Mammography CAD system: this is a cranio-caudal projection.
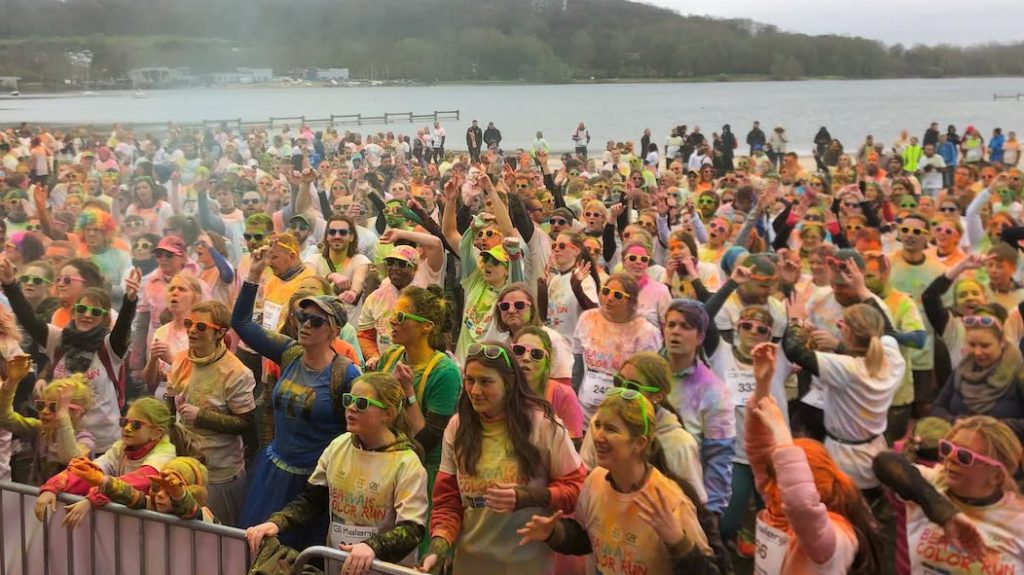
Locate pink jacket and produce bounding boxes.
[746,413,859,574]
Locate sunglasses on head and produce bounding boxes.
[613,374,659,393]
[498,300,530,312]
[938,438,1006,471]
[467,343,512,368]
[601,286,630,300]
[342,393,386,412]
[119,417,151,431]
[738,319,771,335]
[512,343,547,361]
[56,275,84,286]
[243,233,265,241]
[19,274,50,286]
[391,311,431,325]
[293,310,330,328]
[74,304,107,317]
[184,318,223,332]
[606,387,650,435]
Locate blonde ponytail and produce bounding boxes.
[864,336,885,379]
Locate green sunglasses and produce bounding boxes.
[466,343,512,369]
[391,311,431,325]
[613,374,659,394]
[342,393,387,412]
[74,304,108,318]
[606,387,650,435]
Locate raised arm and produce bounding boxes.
[0,258,50,346]
[110,268,141,358]
[231,259,294,365]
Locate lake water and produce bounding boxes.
[2,78,1023,153]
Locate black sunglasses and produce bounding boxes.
[293,310,329,328]
[243,233,265,241]
[550,218,568,226]
[327,228,351,237]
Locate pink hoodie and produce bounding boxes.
[746,412,859,574]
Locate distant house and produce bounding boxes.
[314,68,350,81]
[208,68,274,84]
[128,67,190,87]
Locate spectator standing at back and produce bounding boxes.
[572,121,590,159]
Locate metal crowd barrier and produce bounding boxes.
[0,480,251,575]
[292,546,420,575]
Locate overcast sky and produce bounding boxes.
[644,0,1024,46]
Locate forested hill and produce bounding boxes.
[1,0,1023,83]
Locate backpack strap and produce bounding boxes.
[329,353,353,417]
[97,345,126,409]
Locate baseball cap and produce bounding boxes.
[154,236,186,257]
[385,245,420,267]
[551,207,575,222]
[289,213,313,229]
[483,245,510,265]
[297,295,347,330]
[832,248,866,271]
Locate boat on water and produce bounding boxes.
[8,91,19,97]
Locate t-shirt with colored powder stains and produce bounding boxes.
[882,289,926,407]
[439,411,581,573]
[573,309,663,426]
[889,252,945,370]
[257,265,317,333]
[545,271,598,344]
[905,465,1024,575]
[307,433,428,559]
[575,466,711,575]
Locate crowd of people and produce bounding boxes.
[0,116,1020,575]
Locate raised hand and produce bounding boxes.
[124,267,143,302]
[749,396,794,447]
[6,354,31,386]
[572,261,592,284]
[0,255,15,284]
[731,265,752,285]
[751,342,777,399]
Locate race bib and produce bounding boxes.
[262,301,283,331]
[754,518,789,575]
[328,520,379,548]
[579,372,614,412]
[727,368,757,407]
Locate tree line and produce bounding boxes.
[0,0,1022,84]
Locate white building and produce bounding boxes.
[314,68,350,81]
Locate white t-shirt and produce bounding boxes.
[573,310,663,425]
[358,280,400,357]
[545,271,598,344]
[815,336,905,489]
[906,465,1024,575]
[45,325,122,453]
[308,433,428,561]
[305,252,372,328]
[715,294,788,338]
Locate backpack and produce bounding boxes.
[280,344,354,417]
[52,344,128,409]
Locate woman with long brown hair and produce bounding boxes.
[418,342,584,575]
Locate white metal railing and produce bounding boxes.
[292,546,421,575]
[0,480,250,575]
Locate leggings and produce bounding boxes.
[720,462,763,541]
